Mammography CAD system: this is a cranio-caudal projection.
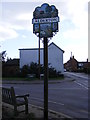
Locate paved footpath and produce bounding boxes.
[2,100,68,119]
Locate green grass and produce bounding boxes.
[49,76,64,80]
[2,76,64,81]
[2,77,39,81]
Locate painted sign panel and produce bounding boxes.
[33,23,58,35]
[32,3,59,38]
[40,24,53,38]
[33,3,58,19]
[52,23,58,32]
[33,24,39,33]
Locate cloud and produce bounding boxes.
[63,27,88,42]
[67,0,88,28]
[10,25,24,30]
[16,13,33,20]
[0,22,18,41]
[15,12,33,31]
[60,0,88,47]
[0,9,33,41]
[22,35,27,38]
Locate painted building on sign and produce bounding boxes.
[19,42,64,73]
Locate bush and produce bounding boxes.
[20,65,29,77]
[83,68,90,74]
[20,62,63,78]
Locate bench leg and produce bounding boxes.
[14,106,18,116]
[25,104,28,114]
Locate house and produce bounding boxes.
[64,56,78,72]
[64,57,90,73]
[78,59,90,73]
[78,62,86,70]
[19,42,64,73]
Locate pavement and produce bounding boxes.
[2,101,68,120]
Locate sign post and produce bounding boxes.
[32,3,59,119]
[44,37,48,120]
[38,36,40,79]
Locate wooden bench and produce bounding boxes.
[2,87,29,116]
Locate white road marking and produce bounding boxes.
[31,97,64,106]
[74,81,88,89]
[48,100,64,106]
[49,88,85,90]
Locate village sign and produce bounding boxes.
[32,3,59,38]
[32,3,59,120]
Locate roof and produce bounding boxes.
[19,42,64,53]
[19,48,43,50]
[48,42,64,53]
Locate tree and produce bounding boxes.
[1,51,7,62]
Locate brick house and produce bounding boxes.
[64,56,78,72]
[64,57,90,73]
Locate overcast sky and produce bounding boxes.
[0,0,89,63]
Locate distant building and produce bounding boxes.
[64,57,90,73]
[64,56,78,72]
[78,59,90,73]
[19,42,64,73]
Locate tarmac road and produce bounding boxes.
[2,72,89,119]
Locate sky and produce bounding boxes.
[0,0,89,63]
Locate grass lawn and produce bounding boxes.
[2,77,39,81]
[2,76,64,81]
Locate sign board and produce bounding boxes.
[32,17,59,24]
[32,3,59,38]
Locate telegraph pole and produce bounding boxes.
[38,24,40,79]
[38,36,40,79]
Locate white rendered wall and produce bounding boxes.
[20,49,43,68]
[48,44,64,73]
[20,43,64,73]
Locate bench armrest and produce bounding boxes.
[16,94,29,98]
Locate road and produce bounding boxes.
[64,72,88,90]
[2,72,89,119]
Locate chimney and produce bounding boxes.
[71,52,72,58]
